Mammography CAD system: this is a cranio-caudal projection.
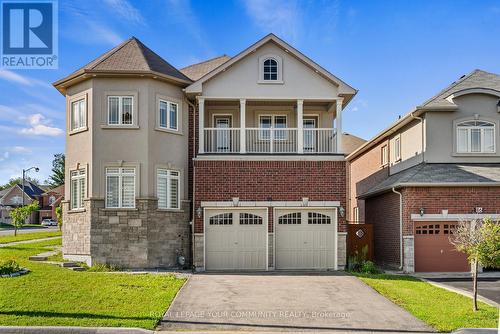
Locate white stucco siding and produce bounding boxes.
[202,42,339,99]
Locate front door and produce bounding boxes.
[303,118,317,152]
[214,116,231,152]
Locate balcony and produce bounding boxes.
[203,128,337,154]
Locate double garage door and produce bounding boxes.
[205,208,337,271]
[414,222,469,272]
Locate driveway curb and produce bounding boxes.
[0,327,152,334]
[420,278,499,307]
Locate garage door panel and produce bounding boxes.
[205,209,267,271]
[275,209,337,270]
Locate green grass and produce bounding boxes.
[0,223,45,229]
[0,239,186,329]
[353,273,499,332]
[0,231,62,244]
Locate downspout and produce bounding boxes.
[392,187,403,270]
[186,97,197,271]
[410,111,424,162]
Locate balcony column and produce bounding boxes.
[297,99,304,153]
[198,97,205,154]
[240,99,246,153]
[336,98,343,153]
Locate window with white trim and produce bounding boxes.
[394,136,401,161]
[157,169,180,209]
[70,99,86,131]
[259,115,287,140]
[263,58,278,81]
[70,169,86,210]
[456,120,495,153]
[159,100,179,130]
[381,145,388,166]
[240,213,263,225]
[278,212,301,224]
[209,213,233,225]
[106,167,135,208]
[108,96,133,125]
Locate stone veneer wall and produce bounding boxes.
[403,236,414,273]
[63,198,191,269]
[337,232,347,270]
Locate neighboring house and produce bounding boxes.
[0,182,45,224]
[38,184,64,223]
[54,34,357,270]
[347,69,500,273]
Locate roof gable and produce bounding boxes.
[185,34,357,103]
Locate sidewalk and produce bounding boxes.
[0,236,61,248]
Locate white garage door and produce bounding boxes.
[275,208,337,270]
[205,208,267,271]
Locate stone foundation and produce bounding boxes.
[193,233,204,271]
[337,232,347,270]
[403,236,415,273]
[63,198,191,269]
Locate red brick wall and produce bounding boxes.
[194,160,347,233]
[365,191,401,268]
[348,140,390,223]
[402,186,500,236]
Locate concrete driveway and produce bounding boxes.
[161,272,433,332]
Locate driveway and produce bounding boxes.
[161,272,433,332]
[425,277,500,305]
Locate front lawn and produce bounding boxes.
[0,239,186,329]
[0,231,62,244]
[354,273,498,332]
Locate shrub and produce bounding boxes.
[0,259,21,275]
[361,260,381,274]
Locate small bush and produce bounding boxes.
[361,260,381,274]
[0,259,21,275]
[87,263,119,272]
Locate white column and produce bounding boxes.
[336,99,343,154]
[297,99,304,153]
[198,97,205,154]
[240,99,246,154]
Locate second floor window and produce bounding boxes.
[159,100,178,130]
[263,58,278,81]
[381,145,388,166]
[70,99,86,131]
[108,96,133,125]
[457,120,495,153]
[70,169,86,210]
[394,137,401,161]
[157,169,180,209]
[106,167,135,208]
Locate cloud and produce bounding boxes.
[11,146,32,154]
[87,22,124,46]
[0,69,51,88]
[19,113,64,137]
[241,0,301,43]
[103,0,144,25]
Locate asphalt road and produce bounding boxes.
[427,277,500,304]
[0,226,59,236]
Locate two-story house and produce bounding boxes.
[0,181,45,224]
[347,69,500,273]
[54,34,357,270]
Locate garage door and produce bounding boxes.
[205,208,267,271]
[275,208,337,270]
[414,222,469,272]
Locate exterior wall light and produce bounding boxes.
[338,206,345,218]
[196,207,203,218]
[419,208,425,216]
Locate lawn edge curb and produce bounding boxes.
[0,326,153,334]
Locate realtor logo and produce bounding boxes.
[1,0,58,69]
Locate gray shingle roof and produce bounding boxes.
[360,163,500,198]
[180,55,231,81]
[56,37,191,85]
[421,69,500,108]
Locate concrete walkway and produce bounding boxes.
[0,236,61,248]
[161,272,434,332]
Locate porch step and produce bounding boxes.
[61,262,79,268]
[68,266,86,271]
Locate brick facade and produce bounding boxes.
[193,159,347,233]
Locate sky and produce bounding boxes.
[0,0,499,185]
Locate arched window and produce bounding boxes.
[278,212,301,224]
[263,58,278,81]
[209,213,233,225]
[456,120,495,153]
[240,213,263,225]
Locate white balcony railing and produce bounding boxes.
[202,128,337,154]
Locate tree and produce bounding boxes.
[47,154,65,187]
[55,205,63,232]
[0,176,40,191]
[10,201,39,236]
[449,218,500,311]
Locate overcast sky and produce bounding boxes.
[1,0,499,184]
